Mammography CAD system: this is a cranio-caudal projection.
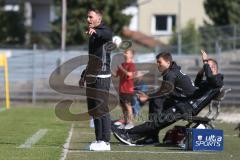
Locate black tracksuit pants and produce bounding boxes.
[86,77,111,142]
[146,97,176,138]
[128,99,192,140]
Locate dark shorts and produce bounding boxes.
[119,93,135,106]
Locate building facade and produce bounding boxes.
[126,0,211,43]
[5,0,55,33]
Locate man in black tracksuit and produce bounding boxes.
[190,50,224,115]
[194,55,223,97]
[79,9,112,151]
[112,51,224,146]
[112,52,196,145]
[144,54,197,144]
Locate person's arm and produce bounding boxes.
[201,49,224,87]
[111,69,119,77]
[160,71,178,97]
[118,65,136,79]
[203,62,213,78]
[137,72,176,102]
[200,49,213,78]
[201,49,208,62]
[203,63,217,82]
[203,62,223,86]
[79,69,86,87]
[86,26,112,41]
[148,71,176,98]
[200,61,223,87]
[95,27,112,41]
[81,69,86,78]
[137,91,149,103]
[194,68,204,87]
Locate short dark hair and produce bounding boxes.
[208,58,218,69]
[88,9,102,17]
[156,52,172,63]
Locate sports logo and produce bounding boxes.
[195,134,223,147]
[191,129,224,151]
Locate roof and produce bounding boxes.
[122,27,164,48]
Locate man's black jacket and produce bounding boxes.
[153,61,196,100]
[193,63,224,98]
[82,22,112,79]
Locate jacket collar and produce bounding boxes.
[95,22,105,29]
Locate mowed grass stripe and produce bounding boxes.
[18,129,48,148]
[66,121,240,160]
[0,105,73,159]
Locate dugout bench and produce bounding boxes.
[184,87,232,129]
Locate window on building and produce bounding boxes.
[152,15,176,35]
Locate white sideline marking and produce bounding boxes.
[224,134,238,137]
[60,124,74,160]
[68,150,216,155]
[18,129,48,148]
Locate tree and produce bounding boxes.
[203,0,240,52]
[204,0,240,26]
[169,20,201,54]
[51,0,136,46]
[0,0,26,45]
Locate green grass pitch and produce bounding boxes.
[0,104,239,160]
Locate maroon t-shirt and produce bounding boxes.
[117,62,136,94]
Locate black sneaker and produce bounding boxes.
[112,126,135,146]
[136,136,159,146]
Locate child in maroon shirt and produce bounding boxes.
[112,49,136,129]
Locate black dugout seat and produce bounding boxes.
[184,87,231,129]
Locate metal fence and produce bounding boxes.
[154,24,240,55]
[0,46,239,106]
[0,24,240,106]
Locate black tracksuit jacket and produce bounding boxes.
[161,61,196,100]
[193,63,224,98]
[81,22,112,78]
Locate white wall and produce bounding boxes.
[122,6,139,31]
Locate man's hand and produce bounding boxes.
[137,91,149,103]
[79,78,85,88]
[201,49,208,61]
[86,28,96,35]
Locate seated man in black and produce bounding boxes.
[195,50,223,90]
[112,50,224,146]
[190,50,224,115]
[112,52,196,145]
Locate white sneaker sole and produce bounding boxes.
[91,148,111,151]
[114,122,124,126]
[124,125,134,129]
[89,142,111,151]
[113,132,133,146]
